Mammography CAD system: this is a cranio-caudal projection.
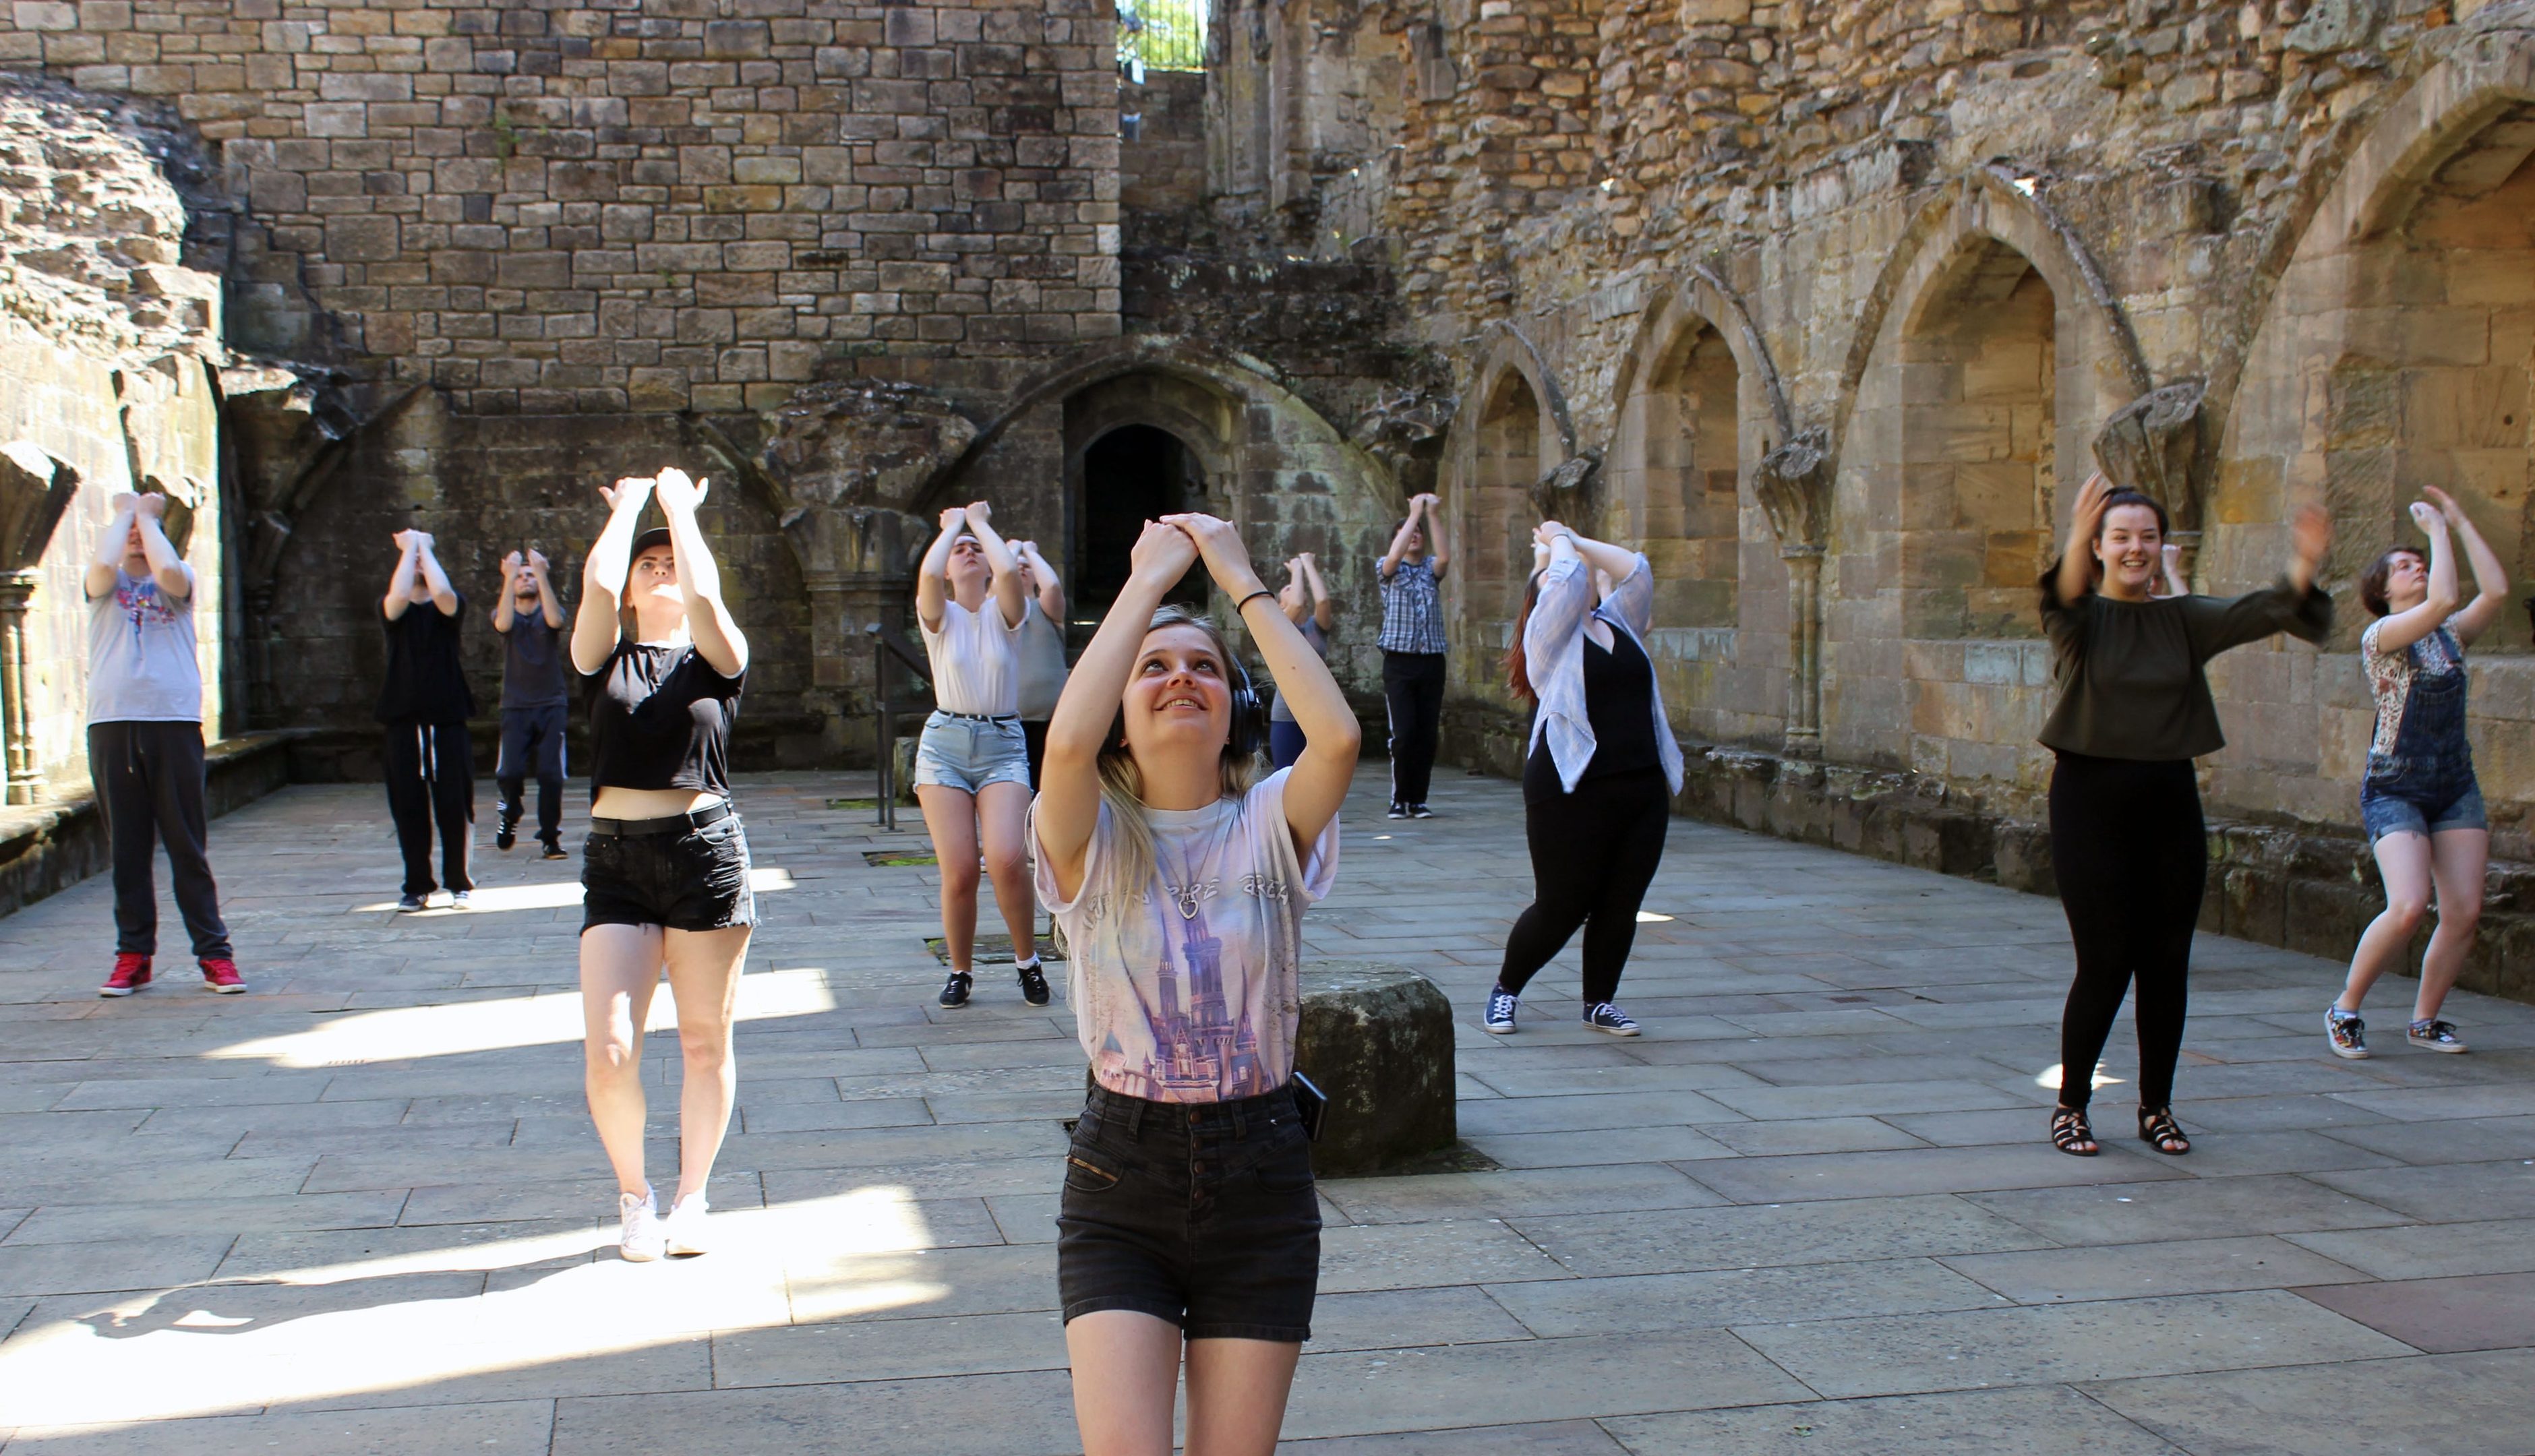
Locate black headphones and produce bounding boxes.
[1226,652,1265,762]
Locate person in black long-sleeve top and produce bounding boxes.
[2039,474,2331,1158]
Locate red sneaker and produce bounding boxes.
[198,957,245,994]
[100,953,151,998]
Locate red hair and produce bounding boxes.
[1504,570,1546,703]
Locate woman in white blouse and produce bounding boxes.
[1484,520,1683,1037]
[913,500,1045,1009]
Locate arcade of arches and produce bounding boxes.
[5,3,2535,998]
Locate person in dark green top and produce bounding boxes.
[2039,473,2332,1159]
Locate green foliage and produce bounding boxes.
[1117,0,1205,74]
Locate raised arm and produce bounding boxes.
[964,500,1027,629]
[1038,520,1201,901]
[382,530,423,621]
[2052,473,2113,610]
[1379,494,1427,580]
[2372,502,2459,656]
[914,506,963,634]
[531,549,564,628]
[492,551,522,632]
[2182,504,2334,659]
[1170,513,1359,855]
[1420,494,1449,579]
[652,468,747,678]
[571,475,650,673]
[86,495,138,601]
[132,495,189,601]
[414,535,458,615]
[2426,486,2509,646]
[1524,531,1597,666]
[1299,551,1334,632]
[1018,540,1066,620]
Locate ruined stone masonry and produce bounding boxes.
[4,1,2535,1000]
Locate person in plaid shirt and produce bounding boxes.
[1377,491,1450,817]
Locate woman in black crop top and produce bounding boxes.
[566,466,754,1264]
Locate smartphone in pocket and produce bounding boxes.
[1290,1071,1328,1143]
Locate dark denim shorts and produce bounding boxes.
[1058,1083,1321,1343]
[580,812,756,934]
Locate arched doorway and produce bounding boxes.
[1079,423,1208,621]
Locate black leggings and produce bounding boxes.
[2049,752,2205,1112]
[1497,767,1670,1005]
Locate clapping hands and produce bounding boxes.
[653,467,709,512]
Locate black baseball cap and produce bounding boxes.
[630,526,673,556]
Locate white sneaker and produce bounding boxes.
[618,1188,665,1262]
[663,1191,710,1257]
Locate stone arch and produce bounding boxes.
[1830,169,2149,479]
[1603,272,1799,747]
[1437,337,1567,693]
[1609,286,1752,629]
[929,334,1400,690]
[1821,191,2128,785]
[1063,373,1239,617]
[2211,22,2535,823]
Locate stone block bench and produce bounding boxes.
[1294,960,1456,1178]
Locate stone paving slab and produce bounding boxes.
[0,771,2527,1452]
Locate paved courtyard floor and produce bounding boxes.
[0,770,2530,1453]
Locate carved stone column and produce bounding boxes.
[1779,545,1824,758]
[2093,380,2207,584]
[0,442,80,804]
[0,568,42,803]
[1754,429,1832,759]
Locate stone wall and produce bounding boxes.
[1121,70,1205,214]
[0,73,229,803]
[1284,0,2535,859]
[0,0,1125,412]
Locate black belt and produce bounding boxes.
[934,710,1019,723]
[590,801,734,837]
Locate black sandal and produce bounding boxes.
[2050,1105,2098,1157]
[2139,1106,2190,1155]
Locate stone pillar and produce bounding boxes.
[0,569,40,804]
[1781,545,1823,758]
[0,441,78,803]
[1754,430,1832,762]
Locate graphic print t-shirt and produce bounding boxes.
[86,567,202,724]
[1035,770,1340,1103]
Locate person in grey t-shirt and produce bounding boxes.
[86,490,240,996]
[1268,551,1336,770]
[494,547,570,858]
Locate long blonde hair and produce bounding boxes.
[1093,605,1262,899]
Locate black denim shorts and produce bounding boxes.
[1058,1083,1321,1343]
[580,812,756,934]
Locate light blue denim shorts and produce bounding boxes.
[914,711,1031,794]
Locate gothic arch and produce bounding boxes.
[1830,169,2151,474]
[2203,18,2535,452]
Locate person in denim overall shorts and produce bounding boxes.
[2333,487,2508,1060]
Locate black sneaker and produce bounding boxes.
[396,893,427,913]
[1016,959,1050,1006]
[1387,803,1409,820]
[540,841,569,861]
[1410,803,1435,819]
[495,818,517,852]
[938,971,974,1008]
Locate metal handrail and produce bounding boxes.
[867,622,933,830]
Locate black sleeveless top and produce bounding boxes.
[587,641,744,796]
[1524,622,1661,803]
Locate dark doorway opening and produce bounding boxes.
[1079,424,1207,624]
